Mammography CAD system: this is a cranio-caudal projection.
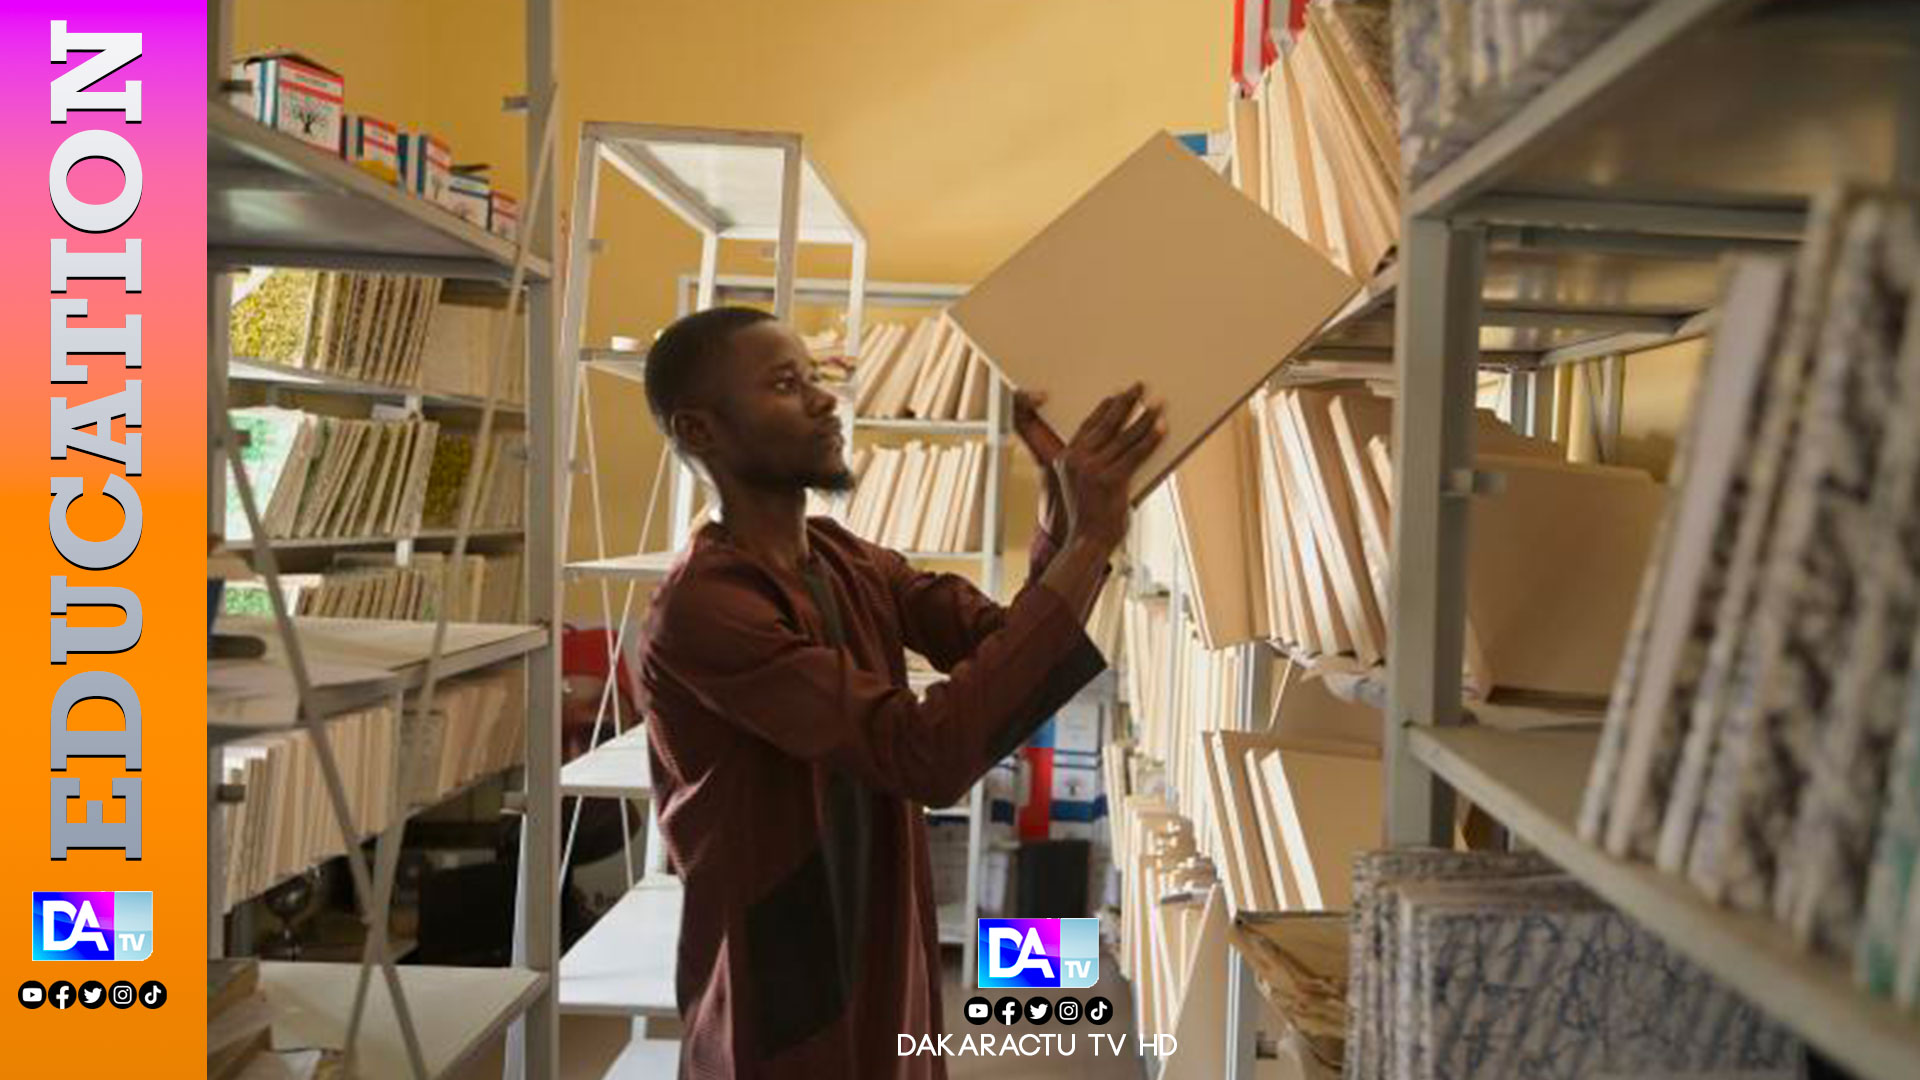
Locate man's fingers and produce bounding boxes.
[1111,411,1167,473]
[1103,402,1163,461]
[1079,382,1144,450]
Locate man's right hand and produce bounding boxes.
[1053,382,1165,551]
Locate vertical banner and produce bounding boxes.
[0,2,206,1068]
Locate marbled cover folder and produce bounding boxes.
[1399,884,1801,1080]
[1657,192,1848,877]
[1345,849,1552,1080]
[1855,632,1920,999]
[1691,199,1918,912]
[1781,202,1920,952]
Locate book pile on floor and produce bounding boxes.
[231,268,526,402]
[1346,849,1803,1079]
[210,959,275,1080]
[223,552,523,624]
[1394,0,1656,185]
[835,441,988,551]
[853,315,995,421]
[1579,189,1920,1003]
[220,704,401,908]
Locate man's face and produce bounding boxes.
[697,320,852,493]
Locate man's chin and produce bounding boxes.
[809,467,856,495]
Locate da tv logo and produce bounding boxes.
[977,917,1098,988]
[32,892,154,961]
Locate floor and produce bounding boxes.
[456,949,1150,1079]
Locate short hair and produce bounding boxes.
[643,306,776,435]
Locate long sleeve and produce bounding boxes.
[882,525,1097,672]
[644,555,1105,808]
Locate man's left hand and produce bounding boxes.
[1013,390,1069,539]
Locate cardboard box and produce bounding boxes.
[488,191,520,242]
[445,172,491,228]
[344,115,400,183]
[399,132,452,207]
[231,51,344,152]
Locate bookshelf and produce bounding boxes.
[206,2,562,1077]
[1333,3,1919,1080]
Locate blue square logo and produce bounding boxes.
[32,892,152,961]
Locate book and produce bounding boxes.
[949,131,1358,503]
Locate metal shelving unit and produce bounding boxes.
[207,2,562,1076]
[1373,4,1920,1080]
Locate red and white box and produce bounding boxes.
[231,50,345,152]
[344,115,400,183]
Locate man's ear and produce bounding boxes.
[671,408,718,457]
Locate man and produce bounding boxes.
[637,305,1162,1078]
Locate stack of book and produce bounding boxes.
[853,315,995,421]
[231,268,527,403]
[1347,849,1802,1080]
[220,704,401,907]
[400,667,526,807]
[1240,0,1398,280]
[1227,385,1663,705]
[223,552,523,624]
[420,429,525,531]
[1578,190,1920,1003]
[227,409,443,543]
[1394,0,1656,185]
[838,441,988,552]
[1233,914,1349,1074]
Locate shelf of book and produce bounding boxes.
[1409,724,1920,1080]
[210,105,552,283]
[853,418,993,435]
[228,527,525,553]
[231,358,528,416]
[258,962,547,1080]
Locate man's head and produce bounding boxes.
[644,306,853,494]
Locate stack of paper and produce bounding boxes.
[852,314,994,422]
[401,667,527,806]
[416,298,529,404]
[226,409,442,542]
[209,959,274,1080]
[420,429,525,531]
[1246,0,1399,279]
[1252,385,1662,703]
[840,441,987,552]
[1347,850,1801,1080]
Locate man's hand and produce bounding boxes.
[1054,383,1164,551]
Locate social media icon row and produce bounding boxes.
[963,994,1111,1027]
[18,980,163,1010]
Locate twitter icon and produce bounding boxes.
[1025,997,1051,1023]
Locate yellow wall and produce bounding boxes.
[235,0,1227,614]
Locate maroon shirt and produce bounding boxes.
[638,517,1105,1079]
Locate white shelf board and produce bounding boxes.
[231,358,527,415]
[566,551,678,581]
[589,123,862,244]
[228,527,523,552]
[699,272,966,309]
[259,962,545,1080]
[210,105,550,282]
[216,617,547,694]
[559,878,685,1017]
[599,1038,682,1079]
[209,656,400,742]
[580,348,648,387]
[562,725,655,799]
[1409,724,1920,1080]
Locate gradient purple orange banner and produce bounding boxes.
[0,1,206,1066]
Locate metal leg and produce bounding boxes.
[1224,947,1261,1080]
[1386,216,1482,847]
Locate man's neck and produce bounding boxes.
[716,481,812,572]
